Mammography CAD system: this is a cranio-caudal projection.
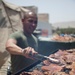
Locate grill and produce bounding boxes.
[14,49,75,75]
[14,60,43,75]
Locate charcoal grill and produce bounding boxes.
[14,49,75,75]
[14,51,60,75]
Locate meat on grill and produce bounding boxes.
[20,70,44,75]
[42,49,75,75]
[52,34,75,42]
[20,49,75,75]
[43,49,75,65]
[41,64,63,72]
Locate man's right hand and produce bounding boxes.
[22,47,38,59]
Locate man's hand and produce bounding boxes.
[22,47,38,59]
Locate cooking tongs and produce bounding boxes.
[31,53,60,64]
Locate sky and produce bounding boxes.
[5,0,75,24]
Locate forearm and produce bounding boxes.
[6,39,38,59]
[6,44,23,55]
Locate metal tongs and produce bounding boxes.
[31,53,61,64]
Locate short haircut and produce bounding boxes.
[23,11,37,19]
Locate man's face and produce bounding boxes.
[23,14,37,35]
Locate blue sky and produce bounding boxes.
[5,0,75,24]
